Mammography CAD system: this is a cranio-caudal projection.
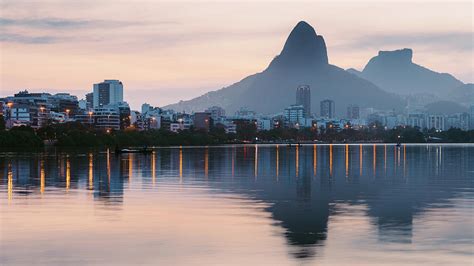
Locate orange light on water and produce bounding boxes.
[89,153,94,190]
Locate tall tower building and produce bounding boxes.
[320,99,335,119]
[93,80,124,107]
[296,85,311,117]
[347,104,360,119]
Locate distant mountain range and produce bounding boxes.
[165,21,404,115]
[444,83,473,107]
[347,48,464,95]
[165,21,469,115]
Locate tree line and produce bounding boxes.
[0,118,473,148]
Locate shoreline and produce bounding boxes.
[1,142,473,153]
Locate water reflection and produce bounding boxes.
[1,144,473,263]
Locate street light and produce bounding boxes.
[6,102,13,127]
[88,111,93,127]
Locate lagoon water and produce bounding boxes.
[1,144,473,265]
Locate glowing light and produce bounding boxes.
[7,163,13,203]
[107,149,111,187]
[128,153,133,182]
[152,151,156,185]
[89,153,93,190]
[66,157,70,192]
[40,159,45,194]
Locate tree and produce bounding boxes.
[0,115,5,131]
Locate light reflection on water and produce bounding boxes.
[1,144,473,265]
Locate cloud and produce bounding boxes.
[0,18,91,29]
[335,32,474,52]
[0,17,179,45]
[0,33,59,44]
[0,17,178,30]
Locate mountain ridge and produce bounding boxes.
[348,48,464,95]
[165,21,404,115]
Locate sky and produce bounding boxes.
[1,0,472,110]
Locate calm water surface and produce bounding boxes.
[1,144,473,265]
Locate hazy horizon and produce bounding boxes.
[1,0,472,110]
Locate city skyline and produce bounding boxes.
[1,1,472,109]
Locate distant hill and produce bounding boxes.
[444,83,473,107]
[347,49,463,95]
[425,101,468,115]
[165,21,404,115]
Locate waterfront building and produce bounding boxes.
[427,114,445,131]
[49,93,79,117]
[320,99,335,119]
[346,105,360,119]
[407,113,426,129]
[235,107,256,119]
[284,104,305,127]
[93,80,123,107]
[205,106,226,121]
[256,118,272,131]
[85,92,94,109]
[296,85,311,117]
[446,113,470,131]
[193,112,212,132]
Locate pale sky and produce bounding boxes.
[1,0,472,109]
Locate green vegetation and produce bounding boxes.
[0,120,472,149]
[0,125,44,148]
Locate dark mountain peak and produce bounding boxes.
[376,48,413,64]
[360,48,463,95]
[268,21,328,69]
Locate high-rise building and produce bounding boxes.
[85,93,93,109]
[93,80,123,107]
[49,93,79,117]
[205,106,226,121]
[296,85,311,117]
[427,115,445,131]
[284,104,305,126]
[320,99,335,119]
[346,104,360,119]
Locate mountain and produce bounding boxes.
[348,49,463,95]
[444,83,473,107]
[165,21,404,115]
